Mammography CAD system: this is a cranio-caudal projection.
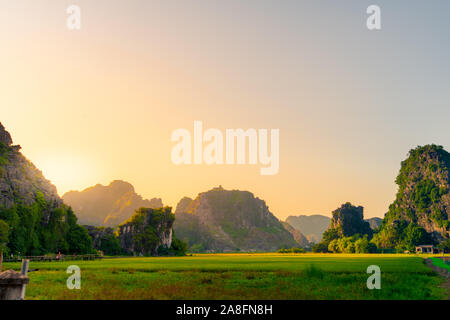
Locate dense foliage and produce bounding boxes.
[158,236,188,256]
[85,226,123,255]
[277,247,306,253]
[0,219,9,253]
[437,238,450,252]
[0,191,93,256]
[120,207,187,256]
[327,235,377,253]
[311,242,328,253]
[313,203,376,253]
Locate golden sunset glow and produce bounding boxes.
[2,1,450,221]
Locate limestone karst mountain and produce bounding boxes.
[0,122,92,255]
[63,180,163,227]
[374,145,450,249]
[285,215,331,243]
[286,214,382,244]
[118,207,175,256]
[365,217,382,230]
[0,123,62,209]
[173,186,300,252]
[280,221,310,248]
[326,203,373,238]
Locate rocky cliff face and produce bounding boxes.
[173,187,298,252]
[0,123,62,209]
[118,207,174,256]
[0,123,12,146]
[328,203,372,238]
[175,197,193,215]
[280,221,310,248]
[375,145,450,248]
[0,122,92,255]
[63,180,163,227]
[366,217,382,230]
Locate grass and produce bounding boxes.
[430,257,450,272]
[2,253,447,300]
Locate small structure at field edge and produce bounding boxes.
[415,245,438,254]
[0,260,30,300]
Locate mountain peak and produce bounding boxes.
[109,180,135,194]
[0,122,13,146]
[63,180,163,227]
[174,188,299,252]
[0,122,61,208]
[373,144,450,249]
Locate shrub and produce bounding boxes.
[277,247,306,253]
[312,242,328,253]
[303,265,324,279]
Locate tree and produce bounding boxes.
[322,228,339,243]
[312,242,328,253]
[404,224,427,251]
[169,238,188,256]
[328,239,339,253]
[99,234,122,255]
[437,238,450,253]
[0,219,8,244]
[337,237,353,253]
[355,236,370,253]
[67,225,93,254]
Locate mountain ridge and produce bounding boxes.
[173,186,302,252]
[63,180,163,227]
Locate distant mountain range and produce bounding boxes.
[285,215,330,243]
[63,180,163,227]
[4,119,447,256]
[63,178,385,249]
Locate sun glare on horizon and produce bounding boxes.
[32,154,98,196]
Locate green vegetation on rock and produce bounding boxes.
[0,122,93,256]
[0,200,93,255]
[374,145,450,251]
[84,226,123,255]
[118,207,186,256]
[173,187,299,252]
[313,203,374,253]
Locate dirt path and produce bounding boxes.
[425,258,450,300]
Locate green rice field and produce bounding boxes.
[2,253,448,300]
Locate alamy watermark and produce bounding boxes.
[67,265,81,289]
[67,4,81,30]
[171,121,279,175]
[366,265,381,289]
[367,5,381,30]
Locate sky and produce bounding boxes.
[1,1,450,220]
